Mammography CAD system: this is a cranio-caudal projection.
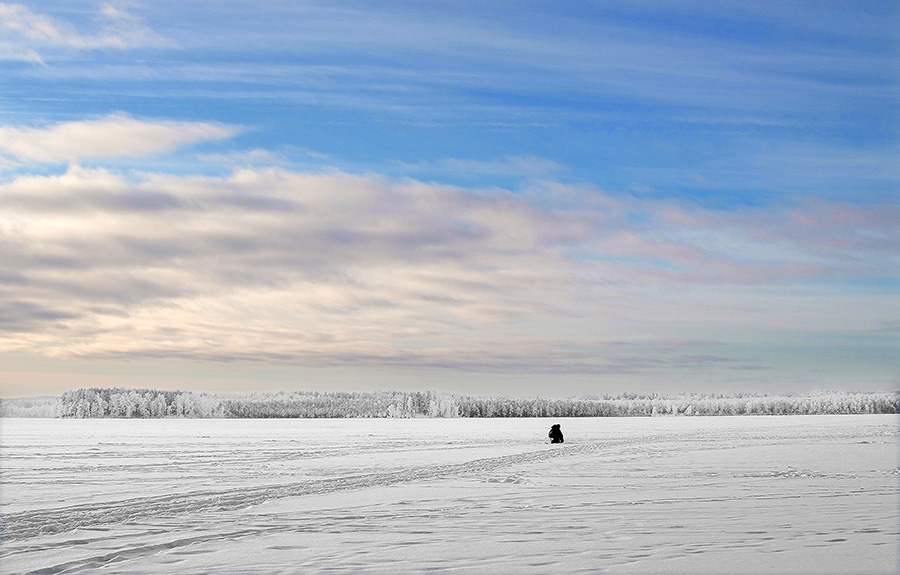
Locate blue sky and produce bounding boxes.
[1,1,897,397]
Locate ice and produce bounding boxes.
[1,415,898,574]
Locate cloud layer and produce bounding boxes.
[1,162,896,384]
[2,3,896,395]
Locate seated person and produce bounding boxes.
[548,423,564,443]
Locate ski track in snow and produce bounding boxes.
[2,435,659,575]
[2,417,898,575]
[3,436,646,542]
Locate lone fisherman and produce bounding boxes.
[549,423,564,444]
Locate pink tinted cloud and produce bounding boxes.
[632,195,897,283]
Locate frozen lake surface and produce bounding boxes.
[1,415,897,574]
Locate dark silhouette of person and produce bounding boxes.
[548,423,564,443]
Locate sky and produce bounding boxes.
[0,1,898,398]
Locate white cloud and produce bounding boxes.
[0,166,586,362]
[0,165,895,380]
[0,43,41,62]
[0,2,171,58]
[94,2,169,49]
[0,2,71,44]
[0,113,238,163]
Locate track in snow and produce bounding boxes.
[3,436,653,542]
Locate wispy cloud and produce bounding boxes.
[0,113,238,164]
[402,155,566,179]
[196,147,333,170]
[0,2,171,62]
[7,2,889,124]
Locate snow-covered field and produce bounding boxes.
[1,415,897,574]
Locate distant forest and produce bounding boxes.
[2,388,898,418]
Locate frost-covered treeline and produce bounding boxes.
[5,388,897,418]
[50,388,224,418]
[454,391,900,417]
[218,390,458,419]
[39,388,456,419]
[0,396,59,418]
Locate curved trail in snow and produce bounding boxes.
[4,418,897,575]
[4,436,653,542]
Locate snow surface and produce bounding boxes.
[1,415,897,574]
